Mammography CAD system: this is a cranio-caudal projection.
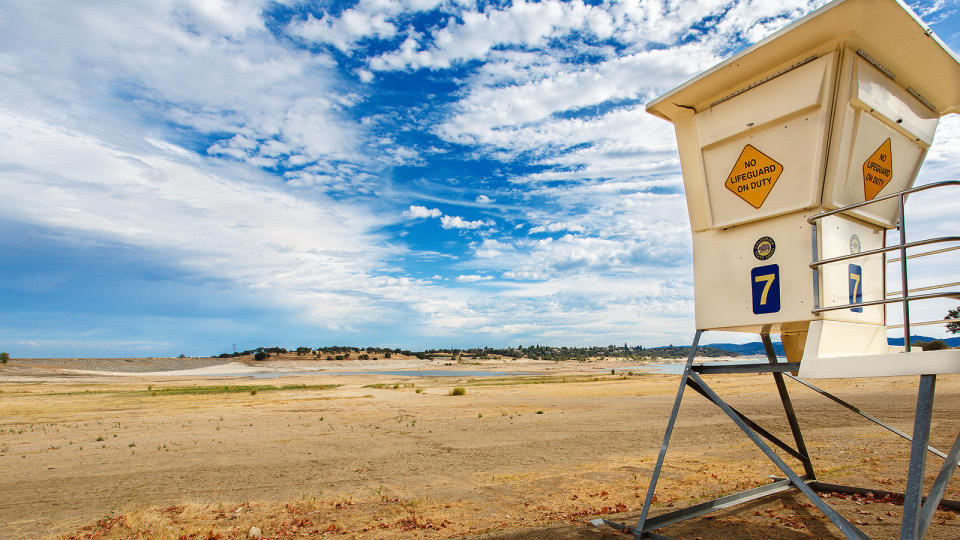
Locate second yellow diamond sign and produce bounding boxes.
[725,144,784,209]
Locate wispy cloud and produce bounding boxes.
[1,0,957,356]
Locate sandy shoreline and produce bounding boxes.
[2,354,752,380]
[4,356,953,539]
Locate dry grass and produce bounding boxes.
[1,366,958,539]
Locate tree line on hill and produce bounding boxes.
[210,304,960,362]
[213,343,737,362]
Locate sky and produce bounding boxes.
[1,0,959,358]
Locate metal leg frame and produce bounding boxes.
[901,375,936,540]
[785,374,959,465]
[684,371,870,540]
[592,333,958,540]
[917,431,960,538]
[595,331,857,539]
[762,334,816,479]
[632,330,703,537]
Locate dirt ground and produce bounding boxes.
[0,356,957,539]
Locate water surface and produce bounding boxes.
[618,358,788,375]
[243,369,534,379]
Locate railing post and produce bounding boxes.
[898,193,911,350]
[811,220,820,311]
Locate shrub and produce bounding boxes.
[0,352,9,364]
[415,388,423,394]
[450,387,466,396]
[921,339,949,351]
[254,351,268,361]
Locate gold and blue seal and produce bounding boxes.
[753,236,776,261]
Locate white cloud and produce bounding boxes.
[287,10,397,52]
[369,1,613,71]
[0,110,430,329]
[440,215,494,229]
[529,222,585,234]
[405,205,443,218]
[475,238,513,258]
[285,0,447,52]
[455,274,494,282]
[4,0,955,352]
[357,68,375,82]
[0,1,361,175]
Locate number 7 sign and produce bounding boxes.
[849,264,863,313]
[751,264,781,314]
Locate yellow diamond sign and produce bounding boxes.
[725,144,784,209]
[863,138,893,200]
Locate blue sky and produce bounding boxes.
[1,0,959,357]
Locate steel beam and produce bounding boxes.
[642,478,798,531]
[763,334,815,478]
[685,377,807,463]
[686,371,869,540]
[692,362,800,374]
[917,430,960,537]
[808,481,960,511]
[634,330,703,539]
[785,374,956,465]
[901,374,937,540]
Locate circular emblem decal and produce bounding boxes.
[850,234,861,254]
[753,236,776,261]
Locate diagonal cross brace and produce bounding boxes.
[762,334,815,478]
[686,371,870,540]
[786,374,957,466]
[918,432,960,538]
[685,377,807,463]
[634,330,703,538]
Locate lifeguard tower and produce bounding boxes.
[591,0,960,538]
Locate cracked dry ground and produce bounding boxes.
[1,368,957,539]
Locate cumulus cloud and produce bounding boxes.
[405,205,443,218]
[369,0,614,71]
[286,0,444,51]
[455,274,494,282]
[4,0,957,353]
[0,110,410,326]
[529,222,585,234]
[440,215,494,230]
[287,10,397,51]
[0,0,366,178]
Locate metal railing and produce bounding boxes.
[807,180,960,352]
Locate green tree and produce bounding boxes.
[0,352,8,364]
[946,305,960,335]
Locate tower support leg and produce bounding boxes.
[900,374,937,540]
[685,371,869,540]
[917,431,960,538]
[633,330,703,538]
[762,333,815,478]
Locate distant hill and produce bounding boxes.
[886,335,960,347]
[704,342,784,355]
[706,335,959,356]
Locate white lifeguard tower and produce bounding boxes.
[591,0,960,538]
